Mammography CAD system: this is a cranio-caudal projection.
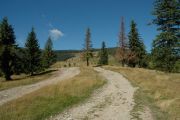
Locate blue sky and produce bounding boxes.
[0,0,157,51]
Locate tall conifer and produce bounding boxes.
[128,20,146,67]
[25,28,41,75]
[98,41,108,65]
[0,17,16,80]
[42,37,56,68]
[151,0,180,72]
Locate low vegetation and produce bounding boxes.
[98,41,108,65]
[0,67,106,120]
[104,66,180,120]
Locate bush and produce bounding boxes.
[173,60,180,73]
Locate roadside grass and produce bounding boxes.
[0,67,106,120]
[51,61,67,68]
[104,66,180,120]
[0,69,57,91]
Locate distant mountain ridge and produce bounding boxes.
[54,47,117,61]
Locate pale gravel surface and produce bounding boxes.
[0,67,80,106]
[51,67,137,120]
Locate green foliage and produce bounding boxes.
[98,41,108,65]
[25,28,42,75]
[152,0,180,33]
[152,32,178,72]
[11,47,27,75]
[0,17,16,80]
[151,0,180,72]
[42,37,56,68]
[128,20,147,67]
[1,46,13,80]
[0,17,15,45]
[173,60,180,73]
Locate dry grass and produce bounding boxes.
[51,56,98,68]
[51,59,82,68]
[0,67,106,120]
[104,66,180,120]
[0,69,56,91]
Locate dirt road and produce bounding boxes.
[51,67,137,120]
[0,67,80,106]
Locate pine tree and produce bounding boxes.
[83,28,93,66]
[42,37,56,68]
[0,17,16,80]
[25,28,41,75]
[98,41,108,65]
[12,47,27,75]
[128,20,146,67]
[115,17,128,66]
[0,17,15,45]
[151,0,180,72]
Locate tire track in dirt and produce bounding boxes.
[0,67,80,106]
[51,67,137,120]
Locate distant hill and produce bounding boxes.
[54,50,81,61]
[54,47,117,61]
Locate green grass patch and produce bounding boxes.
[0,67,106,120]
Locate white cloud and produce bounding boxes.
[49,29,64,40]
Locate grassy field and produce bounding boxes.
[0,69,57,91]
[104,66,180,120]
[0,67,106,120]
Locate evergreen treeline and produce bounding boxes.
[0,18,56,80]
[115,0,179,72]
[0,0,179,81]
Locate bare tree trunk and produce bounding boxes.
[86,57,89,66]
[5,74,11,80]
[31,72,34,76]
[116,17,128,66]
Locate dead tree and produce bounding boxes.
[115,17,128,66]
